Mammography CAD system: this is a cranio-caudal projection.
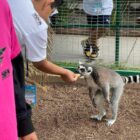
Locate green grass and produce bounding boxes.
[54,61,140,70]
[54,61,79,68]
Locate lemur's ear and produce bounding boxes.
[88,67,93,72]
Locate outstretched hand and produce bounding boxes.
[61,69,80,83]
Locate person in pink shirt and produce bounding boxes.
[0,0,21,139]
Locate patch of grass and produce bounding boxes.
[106,64,140,71]
[54,61,79,68]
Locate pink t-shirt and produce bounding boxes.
[0,0,21,139]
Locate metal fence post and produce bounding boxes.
[115,0,121,65]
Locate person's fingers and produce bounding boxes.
[75,74,80,78]
[73,74,80,81]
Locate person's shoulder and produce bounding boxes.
[22,14,48,35]
[8,0,38,20]
[8,0,36,16]
[8,0,48,35]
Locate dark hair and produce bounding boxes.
[51,0,63,9]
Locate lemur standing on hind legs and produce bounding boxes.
[77,62,140,126]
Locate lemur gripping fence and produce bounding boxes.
[51,0,140,75]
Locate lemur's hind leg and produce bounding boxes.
[102,84,110,103]
[106,86,124,126]
[90,89,106,121]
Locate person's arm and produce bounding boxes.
[33,60,79,82]
[20,132,38,140]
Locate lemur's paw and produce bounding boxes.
[90,115,103,121]
[106,119,116,126]
[107,99,110,104]
[105,97,110,104]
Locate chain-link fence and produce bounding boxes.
[51,0,140,71]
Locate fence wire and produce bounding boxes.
[51,0,140,68]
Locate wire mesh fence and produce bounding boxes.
[50,0,140,69]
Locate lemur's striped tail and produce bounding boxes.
[122,75,140,84]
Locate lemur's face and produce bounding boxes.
[78,63,93,76]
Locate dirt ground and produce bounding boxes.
[32,81,140,140]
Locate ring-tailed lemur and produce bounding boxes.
[77,62,140,126]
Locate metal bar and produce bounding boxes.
[52,24,140,28]
[64,66,140,76]
[115,0,121,65]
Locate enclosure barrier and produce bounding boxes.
[51,0,140,75]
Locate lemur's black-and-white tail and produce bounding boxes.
[122,75,140,84]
